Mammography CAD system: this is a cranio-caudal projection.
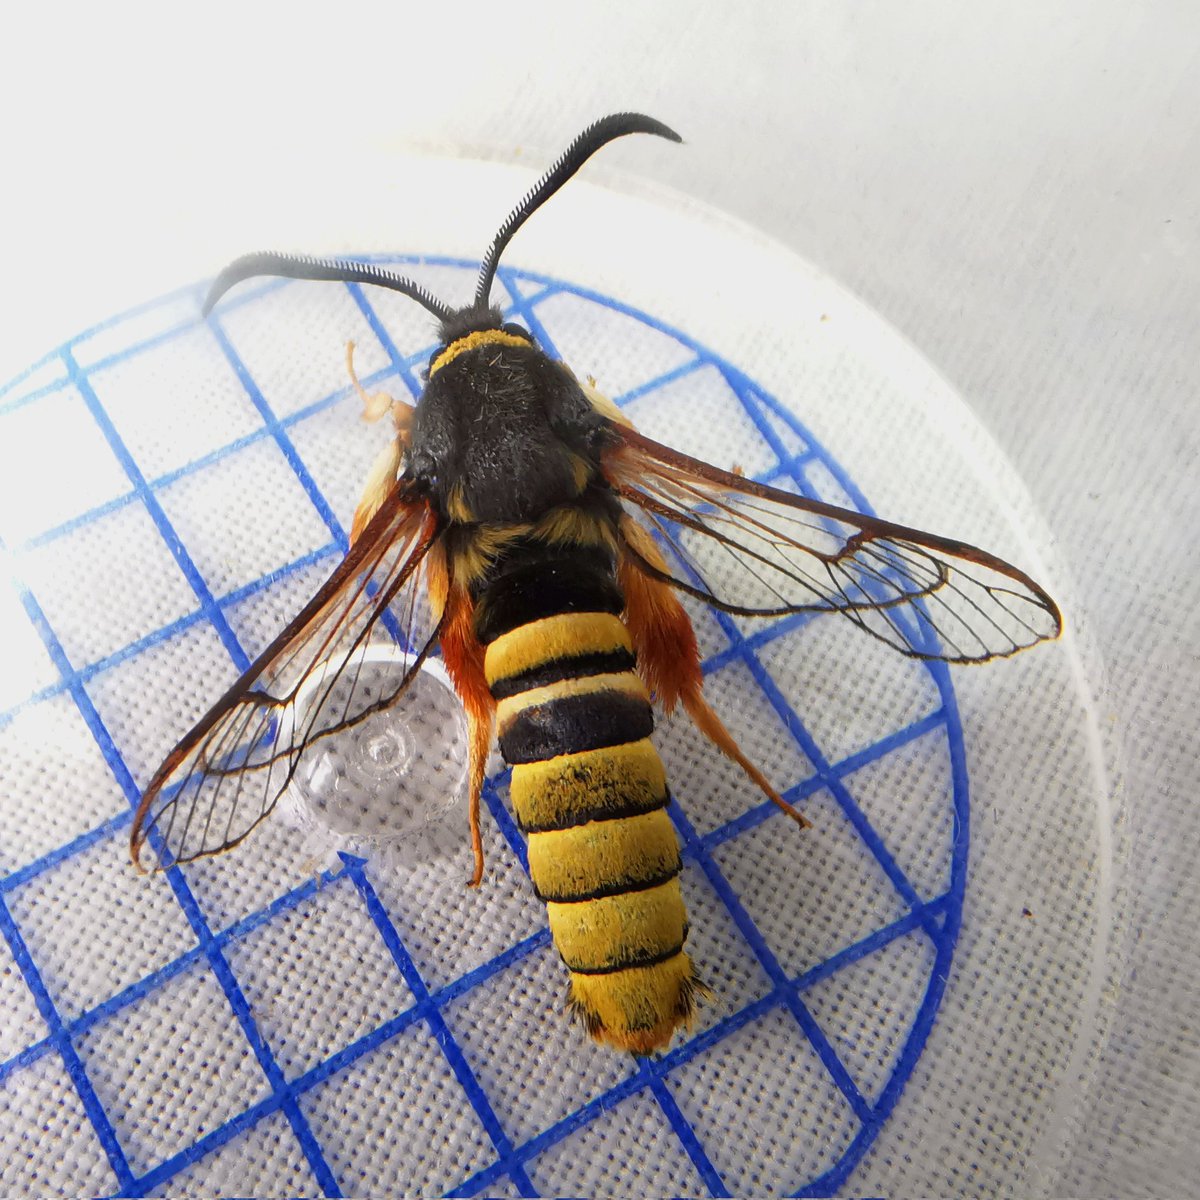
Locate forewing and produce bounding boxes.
[606,426,1061,663]
[131,486,443,869]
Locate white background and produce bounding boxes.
[2,3,1196,1195]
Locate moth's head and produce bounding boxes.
[435,305,532,347]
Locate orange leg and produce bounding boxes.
[434,570,497,886]
[346,340,414,435]
[679,686,810,829]
[465,707,492,887]
[346,341,416,545]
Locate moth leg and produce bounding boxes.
[679,687,810,829]
[465,709,492,888]
[345,340,414,440]
[618,516,810,830]
[345,341,417,544]
[430,560,497,887]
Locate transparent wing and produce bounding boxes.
[131,486,444,869]
[606,425,1061,663]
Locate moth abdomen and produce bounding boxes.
[480,556,703,1055]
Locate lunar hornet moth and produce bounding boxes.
[132,113,1061,1054]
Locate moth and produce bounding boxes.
[131,113,1061,1055]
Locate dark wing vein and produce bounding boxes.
[607,426,1061,663]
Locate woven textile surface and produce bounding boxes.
[0,250,1109,1196]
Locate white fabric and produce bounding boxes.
[0,4,1194,1195]
[0,212,1114,1198]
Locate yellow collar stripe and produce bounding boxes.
[429,329,531,376]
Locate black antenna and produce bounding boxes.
[473,112,681,310]
[202,252,454,322]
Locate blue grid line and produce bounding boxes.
[289,1004,428,1098]
[449,1062,652,1198]
[10,283,763,601]
[450,987,802,1197]
[0,259,971,1197]
[5,549,390,1194]
[0,579,938,908]
[204,321,348,549]
[128,1093,286,1197]
[129,838,340,1191]
[71,301,206,375]
[724,372,810,480]
[21,486,136,552]
[0,1032,56,1086]
[62,348,249,673]
[16,359,399,553]
[0,265,558,423]
[341,853,540,1198]
[696,770,838,853]
[65,262,536,387]
[145,903,335,1198]
[11,859,943,1199]
[635,1060,730,1197]
[357,267,867,1191]
[792,892,951,994]
[0,273,280,414]
[478,772,532,874]
[699,709,949,856]
[70,534,339,679]
[90,925,559,1199]
[806,684,968,1194]
[0,809,132,896]
[0,274,277,411]
[7,358,342,1190]
[785,996,873,1124]
[653,988,787,1075]
[0,424,767,736]
[498,268,970,1192]
[0,895,135,1191]
[0,720,945,1171]
[10,270,496,550]
[428,928,553,1008]
[0,538,149,1187]
[0,372,70,415]
[667,797,878,1129]
[612,355,706,406]
[0,620,936,935]
[711,364,945,933]
[496,264,956,1179]
[70,865,347,1044]
[831,708,948,779]
[0,540,341,731]
[733,643,932,920]
[133,843,341,1192]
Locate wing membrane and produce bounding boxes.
[131,486,443,869]
[607,426,1061,662]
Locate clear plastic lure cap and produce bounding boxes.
[284,643,470,855]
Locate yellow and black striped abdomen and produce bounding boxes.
[483,607,704,1055]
